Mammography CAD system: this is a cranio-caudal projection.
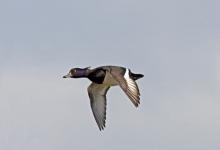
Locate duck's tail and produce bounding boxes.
[130,72,144,80]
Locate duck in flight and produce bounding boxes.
[63,65,144,130]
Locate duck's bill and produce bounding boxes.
[63,73,71,78]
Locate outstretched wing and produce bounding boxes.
[87,83,110,130]
[110,68,140,107]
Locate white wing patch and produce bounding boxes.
[123,68,140,106]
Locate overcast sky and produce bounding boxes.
[0,0,220,150]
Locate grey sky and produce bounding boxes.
[0,0,220,150]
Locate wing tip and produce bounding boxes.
[133,99,140,107]
[98,124,106,131]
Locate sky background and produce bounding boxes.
[0,0,220,150]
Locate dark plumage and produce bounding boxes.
[63,65,144,130]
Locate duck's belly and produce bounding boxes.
[103,72,118,86]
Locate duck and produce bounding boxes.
[63,65,144,130]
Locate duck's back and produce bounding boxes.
[99,65,126,74]
[88,66,126,85]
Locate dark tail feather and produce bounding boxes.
[130,72,144,80]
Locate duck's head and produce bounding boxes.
[63,67,90,78]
